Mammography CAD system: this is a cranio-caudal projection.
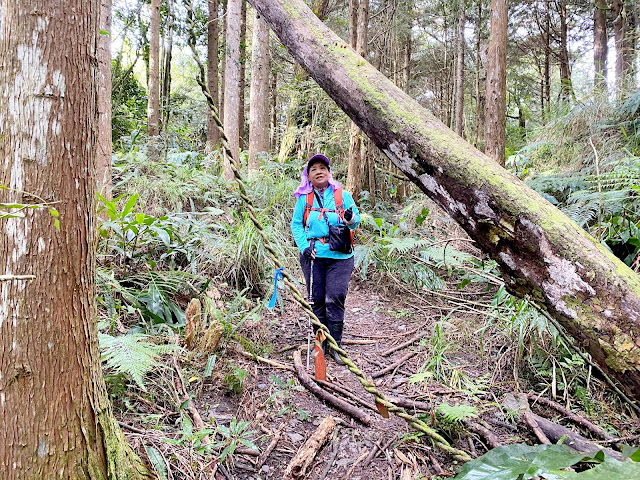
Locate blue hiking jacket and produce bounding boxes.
[290,186,361,259]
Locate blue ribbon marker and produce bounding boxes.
[268,267,284,308]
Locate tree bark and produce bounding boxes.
[206,0,221,154]
[454,0,466,137]
[347,0,369,201]
[271,69,278,150]
[148,0,161,138]
[594,0,608,90]
[161,0,174,134]
[558,0,574,101]
[0,1,153,478]
[484,0,507,166]
[249,0,640,403]
[238,0,247,151]
[248,10,271,176]
[223,0,242,178]
[612,0,632,93]
[276,0,330,163]
[97,0,113,201]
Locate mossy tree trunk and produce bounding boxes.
[249,0,640,403]
[0,1,154,478]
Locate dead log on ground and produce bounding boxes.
[380,333,423,357]
[255,422,286,471]
[503,394,623,460]
[293,350,372,425]
[526,392,617,441]
[283,416,336,480]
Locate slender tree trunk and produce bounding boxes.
[558,0,574,100]
[454,1,466,137]
[148,0,161,138]
[238,0,247,151]
[206,0,221,154]
[97,0,113,201]
[612,0,631,93]
[347,0,369,201]
[220,0,227,124]
[223,0,242,178]
[542,0,551,123]
[248,11,271,176]
[0,1,153,477]
[594,0,608,90]
[276,0,329,162]
[474,0,485,149]
[161,0,174,134]
[484,0,507,166]
[271,70,278,150]
[249,0,640,403]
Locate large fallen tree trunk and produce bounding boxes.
[248,0,640,402]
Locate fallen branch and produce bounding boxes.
[255,422,286,471]
[293,350,372,425]
[380,333,423,357]
[526,392,616,441]
[362,435,397,468]
[371,351,418,378]
[533,412,623,460]
[342,339,378,345]
[316,379,378,412]
[239,348,295,371]
[283,416,336,480]
[387,396,501,448]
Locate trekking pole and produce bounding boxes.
[306,242,315,370]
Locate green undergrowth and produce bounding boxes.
[512,88,640,266]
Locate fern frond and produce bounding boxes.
[384,237,432,256]
[436,402,478,423]
[99,332,179,390]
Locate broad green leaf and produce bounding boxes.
[122,194,138,216]
[545,458,640,479]
[182,415,193,438]
[144,445,167,480]
[623,445,640,462]
[452,444,584,480]
[203,206,225,215]
[154,227,171,246]
[48,207,59,217]
[100,29,110,35]
[204,355,217,378]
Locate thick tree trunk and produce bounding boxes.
[249,0,640,403]
[271,70,278,150]
[484,0,507,166]
[148,0,161,138]
[454,1,466,137]
[248,11,271,176]
[594,0,608,90]
[223,0,242,178]
[0,1,153,478]
[206,0,221,154]
[97,0,113,201]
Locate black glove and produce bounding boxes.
[343,206,354,222]
[302,246,315,259]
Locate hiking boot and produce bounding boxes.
[330,347,346,365]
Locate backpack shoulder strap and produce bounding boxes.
[334,187,345,218]
[303,190,315,227]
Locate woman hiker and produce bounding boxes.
[291,154,361,365]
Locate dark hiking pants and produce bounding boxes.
[300,254,355,348]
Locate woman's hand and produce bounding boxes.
[344,206,355,225]
[303,246,316,259]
